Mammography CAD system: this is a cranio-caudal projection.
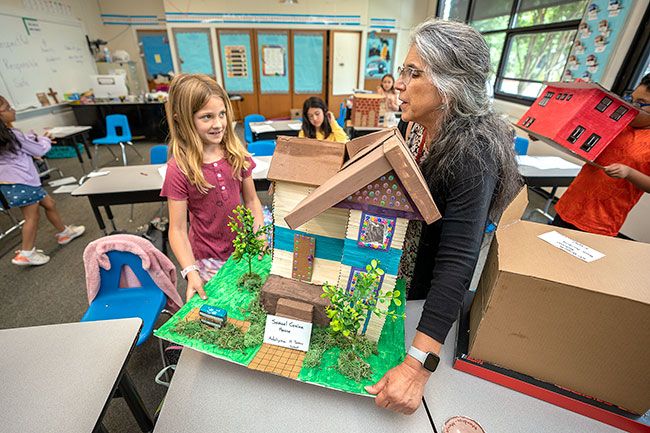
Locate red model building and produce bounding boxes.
[517,82,638,162]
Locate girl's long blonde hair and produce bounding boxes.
[166,74,249,194]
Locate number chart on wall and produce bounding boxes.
[0,11,96,108]
[219,32,254,94]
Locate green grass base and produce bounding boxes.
[154,255,406,395]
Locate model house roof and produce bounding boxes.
[266,136,346,186]
[284,128,441,229]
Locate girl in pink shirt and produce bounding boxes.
[161,74,265,302]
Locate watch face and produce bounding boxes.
[423,353,440,372]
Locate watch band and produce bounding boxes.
[181,264,200,279]
[407,345,440,372]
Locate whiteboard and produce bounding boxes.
[0,9,96,109]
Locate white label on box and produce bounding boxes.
[538,231,605,263]
[263,315,312,352]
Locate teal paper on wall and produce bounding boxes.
[294,33,324,94]
[257,32,289,94]
[175,31,214,76]
[220,33,254,93]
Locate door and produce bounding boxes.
[255,30,291,119]
[328,31,361,114]
[137,30,174,90]
[217,30,259,116]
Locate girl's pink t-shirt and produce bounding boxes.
[161,156,256,261]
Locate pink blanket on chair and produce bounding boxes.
[83,234,183,311]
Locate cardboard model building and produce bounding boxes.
[516,81,638,162]
[262,128,440,342]
[352,93,386,127]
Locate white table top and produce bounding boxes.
[0,318,142,433]
[516,155,582,178]
[153,318,433,432]
[72,164,165,196]
[250,119,302,134]
[46,125,92,138]
[405,301,623,433]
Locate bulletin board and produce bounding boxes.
[173,29,215,76]
[219,32,254,93]
[138,32,174,78]
[293,33,324,94]
[257,32,289,94]
[562,0,632,84]
[364,32,395,79]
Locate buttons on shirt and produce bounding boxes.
[213,163,218,167]
[217,173,222,178]
[221,186,226,190]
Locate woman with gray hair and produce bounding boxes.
[365,18,521,414]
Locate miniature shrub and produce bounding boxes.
[337,349,372,381]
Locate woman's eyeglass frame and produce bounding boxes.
[396,65,425,86]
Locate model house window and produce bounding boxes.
[609,106,629,121]
[523,116,535,127]
[539,91,555,106]
[595,97,613,112]
[580,133,601,152]
[567,125,585,144]
[566,94,573,101]
[437,0,587,103]
[357,213,395,251]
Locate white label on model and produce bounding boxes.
[263,315,312,352]
[538,230,605,263]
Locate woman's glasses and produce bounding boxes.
[623,94,650,109]
[396,65,425,86]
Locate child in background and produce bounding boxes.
[299,97,348,143]
[161,74,266,302]
[377,74,400,112]
[0,96,85,266]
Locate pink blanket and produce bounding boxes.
[83,234,183,311]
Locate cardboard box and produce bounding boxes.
[469,190,650,415]
[516,81,638,162]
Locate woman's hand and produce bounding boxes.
[185,271,207,302]
[365,356,430,414]
[604,163,631,179]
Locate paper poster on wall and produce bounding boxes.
[365,32,395,79]
[293,33,323,94]
[219,32,254,93]
[562,0,631,84]
[262,45,285,76]
[257,32,289,94]
[175,31,214,76]
[225,46,248,78]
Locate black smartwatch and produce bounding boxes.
[407,346,440,372]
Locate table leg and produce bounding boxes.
[118,372,154,433]
[104,205,118,232]
[88,197,108,235]
[81,131,96,172]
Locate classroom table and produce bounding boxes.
[0,318,153,433]
[250,119,302,141]
[349,125,387,138]
[405,301,624,433]
[153,317,434,433]
[72,159,273,235]
[47,125,94,173]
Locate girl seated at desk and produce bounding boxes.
[377,74,400,112]
[0,95,85,266]
[298,97,348,143]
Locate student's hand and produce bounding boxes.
[186,272,207,302]
[43,130,57,144]
[604,163,631,179]
[327,111,337,123]
[365,356,430,415]
[256,231,269,260]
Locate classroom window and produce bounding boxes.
[580,133,600,152]
[437,0,587,103]
[567,125,585,144]
[595,97,613,112]
[609,106,629,121]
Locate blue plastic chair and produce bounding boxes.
[337,103,347,127]
[150,144,168,164]
[92,114,144,167]
[244,114,266,144]
[81,250,167,346]
[248,140,276,157]
[514,136,529,156]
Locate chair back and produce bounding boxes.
[514,136,529,156]
[337,103,346,127]
[244,114,266,144]
[150,144,168,164]
[106,114,132,141]
[99,251,158,296]
[248,140,276,157]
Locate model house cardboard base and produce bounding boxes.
[469,190,650,415]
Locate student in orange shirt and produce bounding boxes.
[552,74,650,236]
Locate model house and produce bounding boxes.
[517,82,638,161]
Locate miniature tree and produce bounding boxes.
[321,259,402,338]
[227,205,272,291]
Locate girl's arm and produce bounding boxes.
[15,130,52,157]
[604,164,650,193]
[241,176,265,230]
[327,112,349,143]
[168,198,207,302]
